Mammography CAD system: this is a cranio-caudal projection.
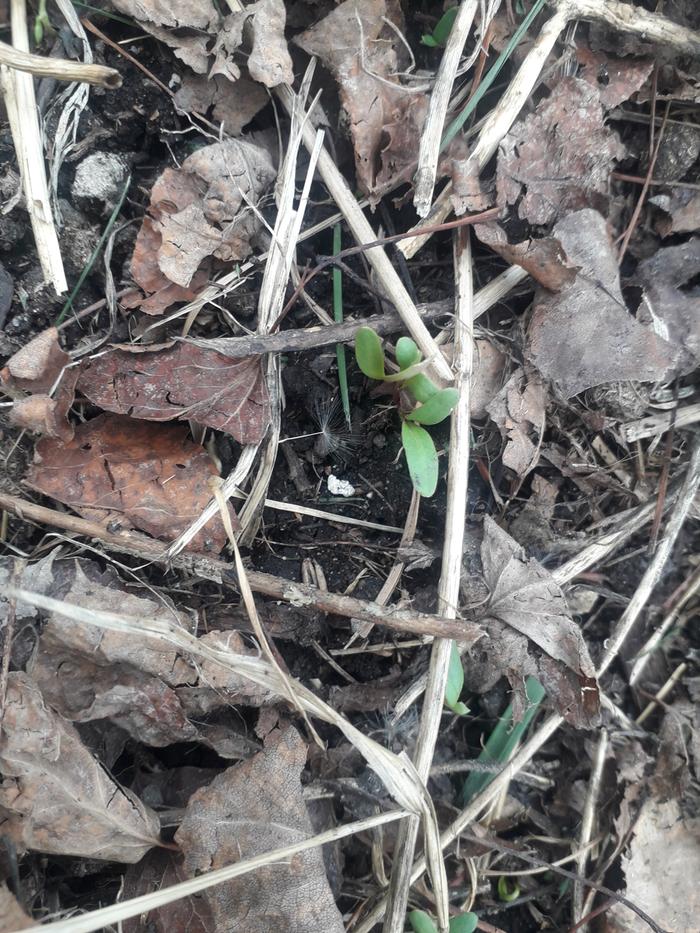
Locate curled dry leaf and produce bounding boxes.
[26,413,235,553]
[126,141,275,313]
[176,725,345,933]
[636,237,700,365]
[1,327,79,440]
[486,366,546,477]
[247,0,295,88]
[0,672,161,861]
[77,342,270,444]
[528,209,688,396]
[466,517,599,728]
[497,77,626,226]
[111,0,218,74]
[474,222,578,291]
[175,72,269,136]
[295,0,427,200]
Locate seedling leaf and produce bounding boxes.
[406,388,459,425]
[445,641,469,715]
[420,6,458,48]
[402,421,438,497]
[396,336,421,371]
[405,373,440,404]
[408,909,438,933]
[449,913,479,933]
[355,327,386,380]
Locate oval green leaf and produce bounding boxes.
[408,909,438,933]
[449,913,479,933]
[355,327,385,380]
[402,421,438,497]
[432,6,459,45]
[405,373,439,404]
[396,336,421,371]
[445,641,468,715]
[405,388,459,425]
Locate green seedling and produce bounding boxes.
[445,641,469,716]
[34,0,54,44]
[497,876,520,902]
[409,909,479,933]
[421,6,458,47]
[354,327,457,497]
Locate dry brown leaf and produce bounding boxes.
[575,46,653,108]
[27,413,234,553]
[651,188,700,236]
[472,517,600,727]
[474,223,578,291]
[498,77,626,225]
[122,849,216,933]
[110,0,218,73]
[77,342,270,444]
[0,326,69,393]
[605,797,700,933]
[471,340,507,419]
[176,725,345,932]
[528,209,685,396]
[295,0,427,200]
[174,72,268,135]
[126,141,275,314]
[636,237,700,365]
[247,0,294,88]
[486,366,546,476]
[0,672,161,861]
[0,884,32,931]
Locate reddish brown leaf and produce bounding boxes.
[0,327,69,393]
[77,343,270,444]
[528,209,687,396]
[0,672,161,861]
[497,77,626,225]
[175,726,344,932]
[474,222,578,291]
[575,46,653,108]
[26,414,234,553]
[296,0,427,200]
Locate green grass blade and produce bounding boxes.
[56,174,131,326]
[462,676,545,802]
[441,0,548,151]
[333,223,351,428]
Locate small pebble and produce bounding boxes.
[71,152,129,213]
[327,474,355,497]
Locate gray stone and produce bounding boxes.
[71,151,128,213]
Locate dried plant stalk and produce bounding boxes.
[1,0,66,294]
[0,38,120,87]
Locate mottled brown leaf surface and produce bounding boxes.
[0,327,69,392]
[247,0,294,87]
[467,517,599,728]
[636,237,700,365]
[575,46,653,108]
[498,78,626,225]
[0,673,161,861]
[528,209,684,396]
[122,849,216,933]
[0,884,32,931]
[126,141,275,314]
[174,73,268,136]
[176,726,344,932]
[474,223,578,291]
[651,187,700,236]
[486,367,546,476]
[77,343,270,443]
[27,414,234,553]
[296,0,426,200]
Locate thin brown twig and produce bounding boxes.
[0,38,120,87]
[0,492,482,643]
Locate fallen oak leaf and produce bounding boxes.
[175,725,344,933]
[76,343,270,444]
[0,672,162,862]
[26,414,235,553]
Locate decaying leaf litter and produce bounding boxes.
[0,1,699,932]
